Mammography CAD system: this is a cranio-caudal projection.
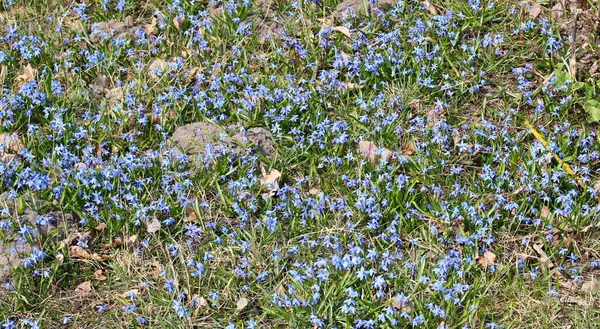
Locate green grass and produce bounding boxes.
[0,0,599,328]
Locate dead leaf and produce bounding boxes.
[358,140,393,163]
[332,26,351,38]
[148,58,169,80]
[318,17,333,29]
[69,246,91,259]
[260,167,281,198]
[422,0,437,15]
[95,223,107,231]
[127,235,138,244]
[540,205,550,218]
[529,1,542,19]
[94,269,107,281]
[146,216,161,234]
[551,2,564,19]
[15,64,36,89]
[477,250,496,269]
[581,278,599,293]
[404,140,415,155]
[119,289,139,299]
[236,297,248,311]
[145,17,157,36]
[174,15,185,29]
[0,133,24,161]
[76,281,92,294]
[532,244,555,268]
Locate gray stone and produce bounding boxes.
[332,0,397,20]
[170,122,275,160]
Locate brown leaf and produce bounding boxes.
[15,64,36,89]
[477,250,496,269]
[540,205,550,218]
[332,26,351,38]
[260,167,281,198]
[145,17,157,36]
[532,243,555,268]
[0,133,24,161]
[529,1,542,19]
[95,223,107,231]
[422,0,437,15]
[404,140,415,155]
[358,140,393,163]
[236,297,248,311]
[551,2,564,19]
[174,15,185,30]
[94,269,107,281]
[119,289,139,299]
[581,278,599,293]
[127,235,138,244]
[69,246,91,259]
[76,281,92,295]
[148,58,169,80]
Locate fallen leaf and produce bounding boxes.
[76,281,92,294]
[95,223,107,231]
[581,278,599,293]
[0,133,24,161]
[127,235,138,244]
[358,140,393,163]
[145,16,157,36]
[198,296,208,307]
[236,297,248,311]
[148,58,169,80]
[146,216,161,234]
[318,17,333,29]
[551,2,564,19]
[477,250,496,269]
[15,64,36,89]
[94,269,107,281]
[532,244,555,268]
[332,26,351,38]
[529,1,542,19]
[540,205,550,218]
[422,0,437,15]
[69,246,91,259]
[404,140,415,155]
[174,15,185,29]
[119,289,139,299]
[260,167,281,198]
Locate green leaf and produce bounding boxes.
[583,99,600,123]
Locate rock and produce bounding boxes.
[0,244,19,282]
[171,122,227,155]
[332,0,397,20]
[92,74,110,93]
[89,16,136,44]
[232,127,276,156]
[170,122,275,160]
